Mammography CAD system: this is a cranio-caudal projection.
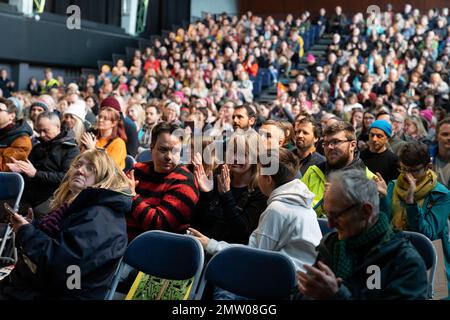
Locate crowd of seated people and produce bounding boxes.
[0,4,449,300]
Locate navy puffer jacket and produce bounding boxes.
[0,188,131,300]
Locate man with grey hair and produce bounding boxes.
[297,169,428,300]
[390,112,407,156]
[7,111,79,217]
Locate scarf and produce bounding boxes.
[331,212,393,281]
[391,170,437,230]
[39,202,69,237]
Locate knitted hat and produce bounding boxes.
[306,54,316,63]
[31,99,49,112]
[165,101,180,117]
[173,91,186,103]
[7,97,24,120]
[64,100,86,122]
[419,109,433,124]
[369,120,392,138]
[66,82,80,94]
[100,96,121,113]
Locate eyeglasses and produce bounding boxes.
[400,165,426,174]
[72,160,96,174]
[322,139,353,148]
[98,115,112,121]
[325,203,360,221]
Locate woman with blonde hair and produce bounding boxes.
[191,130,267,245]
[2,149,132,300]
[126,103,145,131]
[404,115,428,142]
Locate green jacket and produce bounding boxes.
[380,181,450,293]
[316,229,428,300]
[301,159,375,217]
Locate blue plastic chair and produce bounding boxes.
[136,148,152,163]
[252,79,262,97]
[124,155,136,172]
[260,68,271,88]
[318,218,336,236]
[0,172,24,265]
[313,25,320,42]
[196,246,297,300]
[105,230,204,300]
[402,231,437,299]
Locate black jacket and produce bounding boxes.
[192,181,268,245]
[23,129,80,207]
[0,188,131,300]
[123,116,138,157]
[295,150,325,176]
[316,229,428,300]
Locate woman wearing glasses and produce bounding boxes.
[1,149,132,300]
[80,99,127,170]
[378,141,450,292]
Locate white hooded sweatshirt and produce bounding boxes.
[205,179,322,272]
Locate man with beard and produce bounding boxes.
[302,121,375,217]
[232,103,256,132]
[294,115,325,176]
[361,120,399,183]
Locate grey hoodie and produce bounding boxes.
[206,179,322,272]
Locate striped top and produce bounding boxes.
[126,161,199,241]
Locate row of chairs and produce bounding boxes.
[105,230,297,300]
[0,172,23,265]
[124,149,152,172]
[0,172,439,299]
[106,220,438,300]
[301,25,321,52]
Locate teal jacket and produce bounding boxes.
[380,181,450,294]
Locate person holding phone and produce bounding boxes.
[0,149,132,300]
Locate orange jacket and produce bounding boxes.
[0,123,33,171]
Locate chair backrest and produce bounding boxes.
[402,231,437,299]
[106,230,204,300]
[0,172,25,211]
[0,172,24,263]
[136,148,152,163]
[196,246,297,300]
[318,218,335,236]
[124,155,136,172]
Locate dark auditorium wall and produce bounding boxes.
[143,0,191,36]
[0,10,139,90]
[44,0,122,27]
[239,0,450,19]
[0,12,138,68]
